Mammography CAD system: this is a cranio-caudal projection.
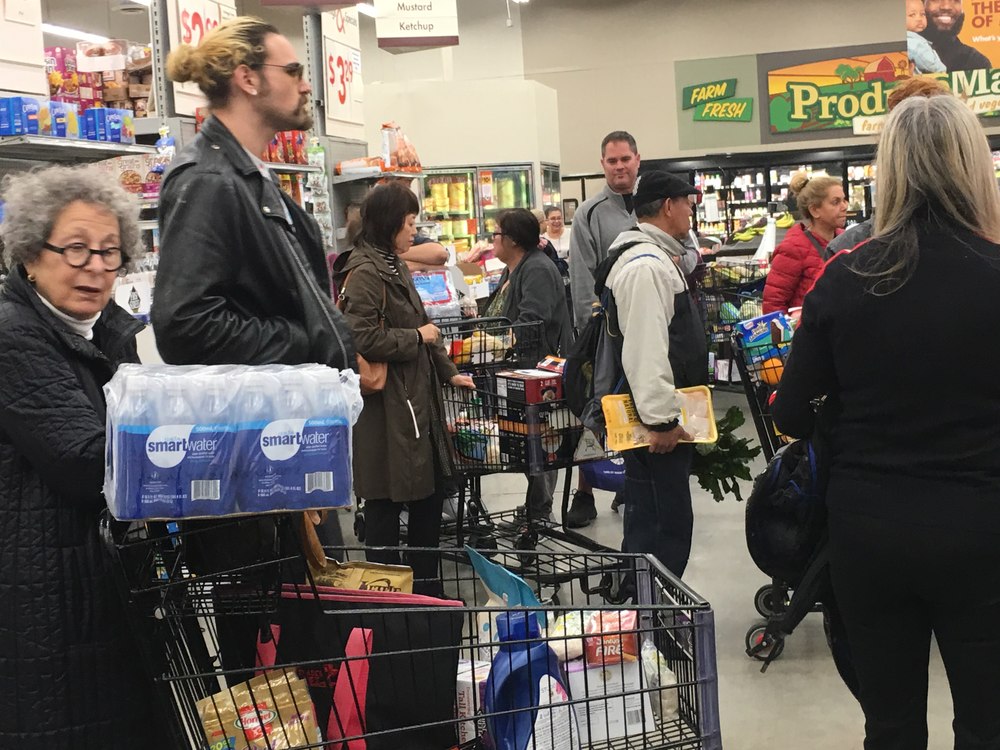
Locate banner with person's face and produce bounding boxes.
[907,0,999,73]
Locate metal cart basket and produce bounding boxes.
[104,516,722,750]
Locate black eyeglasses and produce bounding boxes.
[43,242,124,271]
[254,62,305,80]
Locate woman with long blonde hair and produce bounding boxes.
[772,94,1000,749]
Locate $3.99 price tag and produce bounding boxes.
[324,39,362,125]
[322,7,363,128]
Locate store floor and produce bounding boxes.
[339,390,955,750]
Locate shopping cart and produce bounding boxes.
[731,329,828,667]
[103,514,722,750]
[695,260,768,388]
[437,317,620,567]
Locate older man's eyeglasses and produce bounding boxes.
[43,242,124,271]
[254,62,306,80]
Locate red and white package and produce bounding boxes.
[584,610,639,666]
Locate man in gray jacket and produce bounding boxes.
[570,131,641,329]
[605,171,708,577]
[565,131,640,526]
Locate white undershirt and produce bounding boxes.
[244,146,293,223]
[35,290,99,340]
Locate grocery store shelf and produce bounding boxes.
[332,170,422,184]
[268,162,322,175]
[426,210,471,217]
[0,135,156,162]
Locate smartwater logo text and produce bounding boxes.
[259,419,328,461]
[145,424,196,469]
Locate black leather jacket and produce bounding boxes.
[151,116,356,370]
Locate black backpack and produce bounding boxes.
[745,438,827,587]
[563,240,643,426]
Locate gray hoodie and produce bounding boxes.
[569,184,635,327]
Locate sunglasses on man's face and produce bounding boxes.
[255,61,305,80]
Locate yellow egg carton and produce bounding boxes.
[602,386,717,453]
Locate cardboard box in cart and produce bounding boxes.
[565,658,655,745]
[455,660,493,748]
[495,369,562,405]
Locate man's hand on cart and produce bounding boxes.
[646,424,693,454]
[450,374,475,389]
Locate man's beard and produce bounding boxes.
[262,101,314,133]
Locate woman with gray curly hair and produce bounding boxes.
[0,165,167,748]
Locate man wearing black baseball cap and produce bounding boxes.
[603,170,709,577]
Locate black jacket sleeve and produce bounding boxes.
[0,323,106,504]
[151,169,312,365]
[771,260,840,438]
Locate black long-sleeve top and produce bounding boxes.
[771,220,1000,528]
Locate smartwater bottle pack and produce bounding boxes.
[104,364,363,520]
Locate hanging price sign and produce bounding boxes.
[321,8,365,139]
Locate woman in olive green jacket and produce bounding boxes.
[337,183,473,591]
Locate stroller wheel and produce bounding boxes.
[754,585,790,618]
[746,623,785,662]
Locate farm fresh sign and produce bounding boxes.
[681,78,754,123]
[766,52,909,134]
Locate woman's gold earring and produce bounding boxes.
[27,273,36,283]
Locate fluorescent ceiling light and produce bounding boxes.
[41,23,110,43]
[128,0,152,6]
[356,3,377,16]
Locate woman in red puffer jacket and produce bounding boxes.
[763,173,848,313]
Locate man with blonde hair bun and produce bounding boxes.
[151,16,355,683]
[824,76,952,258]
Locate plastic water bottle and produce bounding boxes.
[236,371,279,513]
[134,375,196,519]
[181,374,238,517]
[309,368,353,508]
[113,373,157,519]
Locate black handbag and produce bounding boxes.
[272,585,465,750]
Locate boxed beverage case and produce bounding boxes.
[84,108,108,141]
[0,97,41,136]
[495,369,563,405]
[455,660,493,747]
[105,364,363,520]
[565,658,655,745]
[39,100,80,138]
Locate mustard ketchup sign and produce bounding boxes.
[681,78,755,123]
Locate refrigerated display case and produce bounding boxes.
[424,164,536,249]
[768,161,845,207]
[541,163,561,209]
[694,169,729,237]
[422,169,478,256]
[846,160,876,222]
[480,164,534,235]
[726,169,770,233]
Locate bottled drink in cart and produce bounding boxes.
[181,373,239,517]
[308,368,354,508]
[237,371,279,512]
[113,374,162,519]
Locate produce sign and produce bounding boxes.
[766,52,909,134]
